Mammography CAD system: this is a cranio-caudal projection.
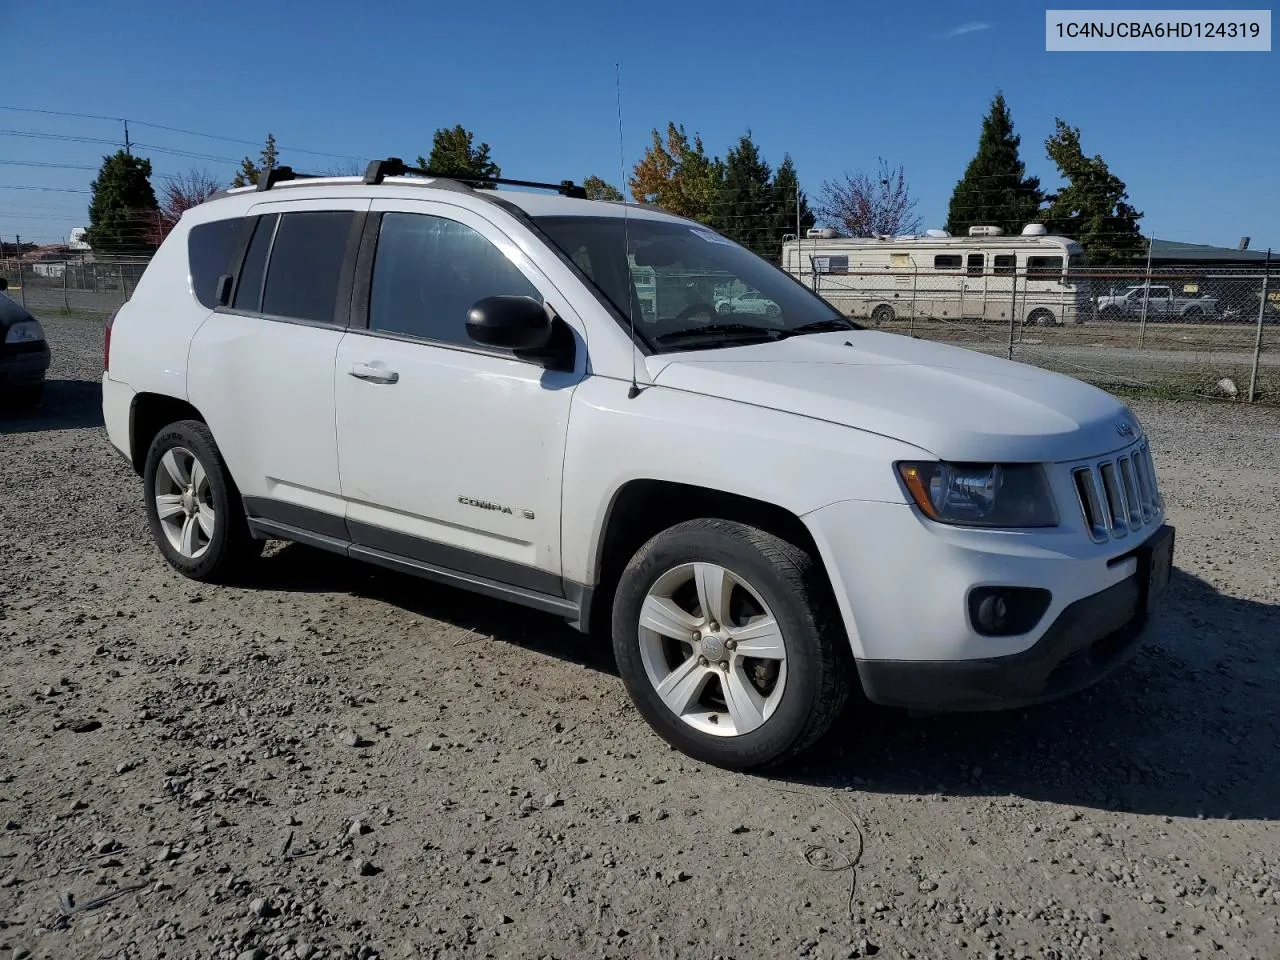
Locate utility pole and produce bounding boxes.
[123,119,131,155]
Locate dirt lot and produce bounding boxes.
[3,317,1279,960]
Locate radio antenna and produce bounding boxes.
[617,62,640,400]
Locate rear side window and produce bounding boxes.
[232,215,276,312]
[260,211,356,324]
[934,255,962,270]
[187,218,243,309]
[993,254,1016,275]
[1027,256,1064,279]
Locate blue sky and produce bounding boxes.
[4,0,1276,251]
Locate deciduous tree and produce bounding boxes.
[582,175,624,201]
[157,168,223,238]
[819,158,920,237]
[629,123,721,222]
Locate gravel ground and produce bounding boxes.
[2,316,1279,960]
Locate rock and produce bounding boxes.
[1,875,18,888]
[348,819,371,837]
[356,858,380,876]
[341,728,368,748]
[249,896,274,917]
[1087,906,1107,924]
[498,914,513,924]
[236,950,267,960]
[542,793,563,809]
[68,719,102,733]
[295,945,314,960]
[675,870,691,882]
[4,820,19,831]
[730,825,749,834]
[1213,377,1239,398]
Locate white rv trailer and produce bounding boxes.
[781,224,1091,326]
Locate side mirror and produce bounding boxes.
[0,277,7,291]
[466,295,553,351]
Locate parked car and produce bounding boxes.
[0,278,50,407]
[715,292,782,318]
[101,159,1174,770]
[1095,284,1219,322]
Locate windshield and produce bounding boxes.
[533,215,857,352]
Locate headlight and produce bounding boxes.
[896,461,1057,528]
[5,320,45,344]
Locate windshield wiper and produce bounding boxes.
[655,323,783,345]
[779,317,860,337]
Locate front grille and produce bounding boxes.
[1072,441,1163,542]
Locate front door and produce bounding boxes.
[961,251,986,318]
[333,200,586,597]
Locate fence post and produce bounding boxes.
[909,263,917,336]
[1007,272,1018,361]
[120,264,130,303]
[16,258,24,309]
[1247,249,1271,403]
[62,263,69,311]
[1138,235,1154,348]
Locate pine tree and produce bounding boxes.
[85,150,159,253]
[231,134,278,188]
[1044,119,1145,265]
[417,125,500,186]
[945,92,1044,237]
[712,132,775,257]
[770,155,815,255]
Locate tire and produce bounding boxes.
[1027,308,1055,327]
[142,419,262,583]
[871,304,895,325]
[611,518,852,770]
[1183,307,1204,322]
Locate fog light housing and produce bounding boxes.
[967,587,1052,637]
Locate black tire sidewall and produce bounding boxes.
[611,521,830,769]
[142,421,245,581]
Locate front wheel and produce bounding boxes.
[1027,308,1055,327]
[871,304,895,325]
[143,419,262,583]
[611,519,851,770]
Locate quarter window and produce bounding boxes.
[260,211,356,324]
[187,217,243,309]
[368,213,540,346]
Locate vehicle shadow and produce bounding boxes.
[253,547,1278,821]
[248,542,619,675]
[779,567,1280,821]
[0,379,104,434]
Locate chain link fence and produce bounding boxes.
[804,261,1276,404]
[1,256,151,318]
[3,245,1276,404]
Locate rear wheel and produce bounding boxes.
[1028,308,1055,327]
[611,518,851,770]
[1183,307,1204,322]
[871,304,895,325]
[143,419,262,583]
[1099,306,1121,322]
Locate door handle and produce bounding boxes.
[348,362,399,384]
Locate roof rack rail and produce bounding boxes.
[362,157,588,199]
[255,164,325,192]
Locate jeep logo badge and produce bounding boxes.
[1116,421,1134,438]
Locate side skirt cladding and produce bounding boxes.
[241,497,592,629]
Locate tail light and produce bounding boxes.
[104,306,120,372]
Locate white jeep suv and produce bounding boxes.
[102,159,1174,770]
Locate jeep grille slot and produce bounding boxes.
[1073,441,1163,543]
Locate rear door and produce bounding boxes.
[961,251,986,318]
[187,197,368,537]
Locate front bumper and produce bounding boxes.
[855,526,1171,711]
[0,343,51,387]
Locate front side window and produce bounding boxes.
[533,216,855,352]
[187,217,243,309]
[260,211,355,324]
[369,213,540,345]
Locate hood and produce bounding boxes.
[0,292,35,328]
[646,331,1136,463]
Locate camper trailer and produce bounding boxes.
[781,224,1091,326]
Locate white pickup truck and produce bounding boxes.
[1096,284,1218,322]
